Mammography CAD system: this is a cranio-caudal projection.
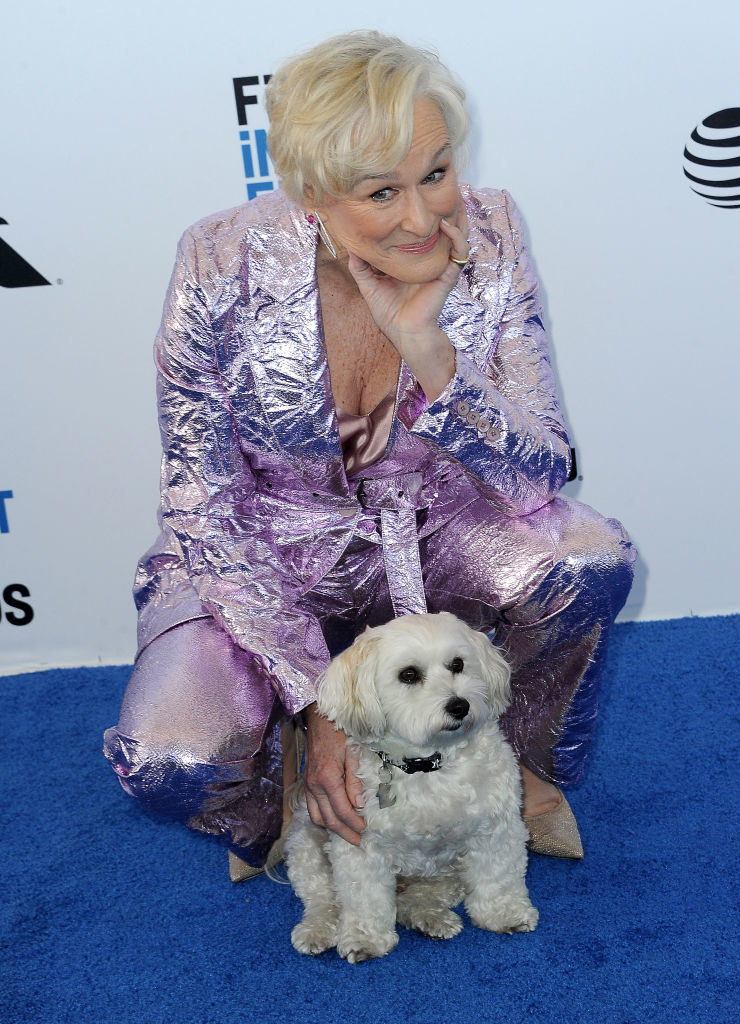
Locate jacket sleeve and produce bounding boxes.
[153,228,329,715]
[408,190,571,515]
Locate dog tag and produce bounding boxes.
[377,782,396,809]
[377,763,395,809]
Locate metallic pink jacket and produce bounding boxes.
[134,185,571,716]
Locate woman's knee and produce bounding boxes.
[103,726,200,819]
[423,496,635,621]
[103,725,270,821]
[103,617,281,820]
[549,502,635,615]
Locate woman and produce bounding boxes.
[104,31,634,877]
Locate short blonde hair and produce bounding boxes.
[266,30,469,202]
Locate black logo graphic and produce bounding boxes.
[683,108,740,209]
[0,584,34,626]
[233,75,271,126]
[0,218,51,287]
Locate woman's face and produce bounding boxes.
[311,99,460,284]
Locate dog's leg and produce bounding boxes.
[329,839,399,963]
[396,873,465,940]
[284,806,339,955]
[461,814,539,934]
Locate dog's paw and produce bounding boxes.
[467,897,539,934]
[397,904,463,940]
[291,915,338,955]
[336,928,399,963]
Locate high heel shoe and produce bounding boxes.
[523,789,584,859]
[228,850,264,882]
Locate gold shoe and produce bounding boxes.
[228,850,264,883]
[524,789,584,859]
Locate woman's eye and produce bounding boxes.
[369,187,395,203]
[423,167,447,185]
[449,657,464,674]
[398,666,422,684]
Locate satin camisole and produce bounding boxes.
[336,391,396,476]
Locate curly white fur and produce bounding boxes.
[285,612,538,962]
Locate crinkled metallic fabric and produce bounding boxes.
[105,185,635,861]
[133,185,572,715]
[103,618,284,866]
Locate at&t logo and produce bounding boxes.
[683,108,740,209]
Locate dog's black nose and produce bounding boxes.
[445,697,470,720]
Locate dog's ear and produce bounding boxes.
[466,627,512,716]
[316,630,385,740]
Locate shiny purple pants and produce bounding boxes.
[104,496,634,867]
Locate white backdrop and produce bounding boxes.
[2,0,738,671]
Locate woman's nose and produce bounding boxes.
[399,190,436,237]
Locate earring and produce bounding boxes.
[308,211,338,259]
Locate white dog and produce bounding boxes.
[285,612,538,962]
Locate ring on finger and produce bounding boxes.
[449,255,469,268]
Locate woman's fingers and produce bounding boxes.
[440,202,470,264]
[304,704,365,845]
[453,194,470,237]
[306,776,364,845]
[304,788,324,826]
[344,745,364,810]
[347,251,385,285]
[346,250,370,277]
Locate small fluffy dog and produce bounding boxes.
[285,612,538,962]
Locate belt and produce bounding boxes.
[356,471,430,618]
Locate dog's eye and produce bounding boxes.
[448,657,464,674]
[398,666,422,685]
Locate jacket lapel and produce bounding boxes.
[242,201,348,495]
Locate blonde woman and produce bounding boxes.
[104,31,634,877]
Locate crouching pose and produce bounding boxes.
[287,614,538,962]
[103,31,635,879]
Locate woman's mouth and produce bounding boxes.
[394,231,440,255]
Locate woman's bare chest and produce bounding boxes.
[318,274,400,416]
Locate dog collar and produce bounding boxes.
[377,750,443,775]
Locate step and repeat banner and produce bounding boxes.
[2,1,738,670]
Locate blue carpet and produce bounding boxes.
[1,616,738,1024]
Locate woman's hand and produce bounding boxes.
[346,201,469,402]
[303,702,365,846]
